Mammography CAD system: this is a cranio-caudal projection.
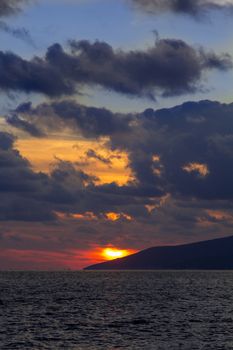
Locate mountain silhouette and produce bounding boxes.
[84,236,233,270]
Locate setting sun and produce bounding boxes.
[102,248,132,260]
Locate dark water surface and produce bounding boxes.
[1,271,233,349]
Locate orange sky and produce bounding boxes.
[16,137,132,185]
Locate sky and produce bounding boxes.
[1,0,233,270]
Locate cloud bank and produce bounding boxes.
[3,99,233,267]
[7,99,233,202]
[0,38,231,99]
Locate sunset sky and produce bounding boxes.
[1,0,233,269]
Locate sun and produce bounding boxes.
[102,248,131,260]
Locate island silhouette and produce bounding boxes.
[84,235,233,270]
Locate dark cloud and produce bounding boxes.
[0,131,15,150]
[6,114,44,137]
[0,131,155,222]
[0,134,89,220]
[86,149,112,165]
[115,100,233,201]
[0,38,231,98]
[9,99,233,202]
[129,0,233,16]
[2,98,233,263]
[67,39,232,98]
[0,50,74,96]
[0,0,27,17]
[8,100,132,138]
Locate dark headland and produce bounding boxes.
[84,235,233,270]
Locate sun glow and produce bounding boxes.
[102,248,132,260]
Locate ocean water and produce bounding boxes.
[1,271,233,350]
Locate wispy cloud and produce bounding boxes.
[129,0,233,16]
[0,21,35,46]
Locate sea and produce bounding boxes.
[1,271,233,349]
